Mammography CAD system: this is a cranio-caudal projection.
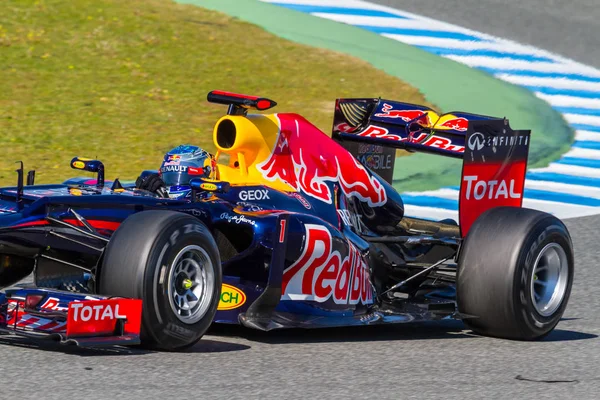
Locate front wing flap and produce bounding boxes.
[0,288,142,347]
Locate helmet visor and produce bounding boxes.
[161,170,190,186]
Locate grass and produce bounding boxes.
[0,0,430,185]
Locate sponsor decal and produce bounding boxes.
[282,224,374,305]
[66,298,142,337]
[72,161,85,169]
[180,209,207,217]
[236,202,263,212]
[167,155,181,162]
[357,125,403,141]
[468,132,485,151]
[40,297,68,311]
[239,189,270,201]
[162,165,188,173]
[337,209,361,229]
[217,284,247,310]
[200,183,217,191]
[356,126,465,153]
[462,176,521,200]
[467,132,529,151]
[359,153,393,170]
[358,144,384,154]
[189,167,204,176]
[459,124,529,236]
[289,192,311,209]
[436,117,469,132]
[334,122,358,133]
[257,115,387,207]
[220,212,256,226]
[374,103,430,125]
[70,302,126,322]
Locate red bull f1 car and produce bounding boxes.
[0,91,573,349]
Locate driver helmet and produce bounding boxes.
[159,145,216,198]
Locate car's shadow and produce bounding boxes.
[207,319,597,345]
[0,335,250,357]
[0,319,593,356]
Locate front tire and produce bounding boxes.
[99,210,221,350]
[457,207,574,340]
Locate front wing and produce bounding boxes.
[0,288,142,347]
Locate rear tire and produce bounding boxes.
[99,210,221,350]
[457,207,574,340]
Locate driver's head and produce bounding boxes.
[159,145,216,197]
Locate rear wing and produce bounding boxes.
[332,98,531,236]
[332,98,502,158]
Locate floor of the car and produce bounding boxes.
[398,216,461,238]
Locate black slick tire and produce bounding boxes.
[457,207,574,340]
[99,210,221,350]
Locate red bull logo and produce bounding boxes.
[257,114,387,207]
[436,117,469,132]
[355,125,465,153]
[281,224,374,305]
[374,103,431,125]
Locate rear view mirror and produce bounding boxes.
[70,157,105,187]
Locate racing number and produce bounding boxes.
[279,219,286,243]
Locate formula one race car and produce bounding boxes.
[0,91,573,349]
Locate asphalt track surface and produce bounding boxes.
[370,0,600,69]
[0,213,597,400]
[2,3,600,400]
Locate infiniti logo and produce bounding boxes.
[468,132,485,151]
[467,132,529,151]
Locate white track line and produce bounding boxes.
[498,74,600,91]
[564,148,600,159]
[576,130,600,142]
[312,14,470,33]
[381,34,561,59]
[531,163,600,178]
[535,93,600,109]
[261,0,414,15]
[564,114,600,127]
[445,56,600,76]
[406,187,600,218]
[525,180,600,199]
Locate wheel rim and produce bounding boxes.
[530,243,569,317]
[167,245,215,324]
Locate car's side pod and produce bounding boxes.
[331,98,531,237]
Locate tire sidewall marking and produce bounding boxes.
[516,222,573,334]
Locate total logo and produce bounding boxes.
[467,132,529,151]
[239,189,270,201]
[69,302,126,322]
[217,284,247,310]
[463,175,522,200]
[282,224,374,305]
